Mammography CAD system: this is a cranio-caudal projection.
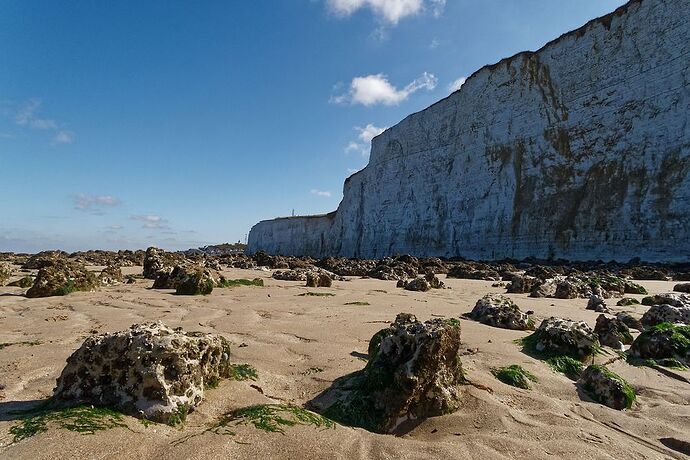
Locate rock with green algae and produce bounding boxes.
[628,322,690,367]
[523,317,599,360]
[578,364,636,410]
[53,322,233,424]
[320,313,464,433]
[25,260,98,298]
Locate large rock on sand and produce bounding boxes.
[306,272,332,288]
[629,323,690,367]
[321,313,463,433]
[467,294,534,330]
[25,260,98,298]
[578,365,636,410]
[524,317,600,359]
[53,322,233,424]
[594,314,633,350]
[143,247,167,279]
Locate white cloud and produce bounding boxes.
[73,193,121,212]
[344,123,387,158]
[429,0,446,17]
[310,189,332,198]
[327,0,424,24]
[131,214,170,229]
[448,77,467,93]
[356,123,386,143]
[53,130,74,144]
[332,72,437,106]
[429,38,440,49]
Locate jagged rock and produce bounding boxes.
[530,280,557,298]
[306,272,332,288]
[153,265,187,289]
[52,322,233,423]
[674,283,690,293]
[616,312,644,331]
[424,272,444,289]
[629,323,690,367]
[594,315,633,350]
[99,265,124,286]
[641,304,690,327]
[316,257,374,276]
[554,278,588,299]
[368,261,417,281]
[273,269,308,281]
[0,262,11,285]
[587,295,610,313]
[143,247,167,279]
[468,294,534,330]
[525,317,599,359]
[404,277,431,292]
[641,293,690,307]
[321,313,463,433]
[578,365,635,410]
[507,275,541,294]
[622,266,671,281]
[175,268,218,295]
[617,297,639,306]
[21,250,69,269]
[26,260,98,298]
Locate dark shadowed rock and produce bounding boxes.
[674,283,690,293]
[587,295,610,313]
[578,365,635,410]
[594,315,633,349]
[468,294,534,330]
[507,275,541,294]
[53,322,233,424]
[175,268,218,295]
[319,313,464,433]
[99,265,124,286]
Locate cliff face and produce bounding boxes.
[248,0,690,262]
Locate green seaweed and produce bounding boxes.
[217,278,264,288]
[228,364,259,381]
[491,365,538,389]
[8,404,128,443]
[168,404,188,426]
[344,301,370,306]
[0,340,41,350]
[298,292,335,297]
[214,404,334,434]
[582,365,636,410]
[546,355,584,380]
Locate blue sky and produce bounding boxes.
[0,0,626,252]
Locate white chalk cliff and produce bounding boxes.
[248,0,690,262]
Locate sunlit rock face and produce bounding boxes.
[249,0,690,262]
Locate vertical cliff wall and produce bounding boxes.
[248,0,690,262]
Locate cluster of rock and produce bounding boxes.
[508,272,647,300]
[640,293,690,327]
[396,272,444,292]
[53,322,233,423]
[466,294,534,330]
[21,249,144,269]
[320,313,464,433]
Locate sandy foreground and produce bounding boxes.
[0,267,688,459]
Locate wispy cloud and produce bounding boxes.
[326,0,444,24]
[73,193,121,213]
[310,189,332,198]
[345,123,387,157]
[130,214,170,229]
[448,76,467,93]
[331,72,437,106]
[53,130,74,144]
[15,98,74,145]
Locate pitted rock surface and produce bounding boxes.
[594,315,633,350]
[99,265,124,286]
[322,313,463,433]
[629,323,690,367]
[0,262,11,285]
[25,260,99,298]
[53,322,233,423]
[641,304,690,327]
[578,365,635,410]
[468,294,534,330]
[528,317,599,359]
[306,272,332,288]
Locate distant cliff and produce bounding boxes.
[248,0,690,262]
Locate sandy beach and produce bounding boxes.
[1,266,688,459]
